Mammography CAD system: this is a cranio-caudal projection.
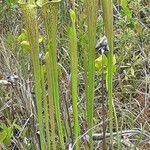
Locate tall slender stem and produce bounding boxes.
[69,9,80,150]
[86,0,97,149]
[41,1,65,149]
[102,0,114,145]
[102,1,120,149]
[19,2,45,149]
[45,52,56,150]
[40,66,51,150]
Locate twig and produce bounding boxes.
[92,129,150,141]
[0,80,11,85]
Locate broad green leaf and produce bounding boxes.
[3,127,13,146]
[18,29,28,41]
[0,130,7,144]
[95,55,107,73]
[0,123,13,146]
[6,0,18,6]
[38,37,43,43]
[1,123,7,130]
[95,55,116,74]
[70,9,76,25]
[121,0,132,18]
[21,41,30,49]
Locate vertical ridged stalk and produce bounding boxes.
[40,1,65,149]
[40,66,51,150]
[83,47,88,111]
[102,0,113,146]
[68,10,80,150]
[102,1,120,149]
[18,1,45,150]
[45,52,56,150]
[86,0,97,148]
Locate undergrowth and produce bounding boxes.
[0,0,150,149]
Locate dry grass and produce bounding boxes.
[0,0,150,149]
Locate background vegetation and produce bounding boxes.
[0,0,150,149]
